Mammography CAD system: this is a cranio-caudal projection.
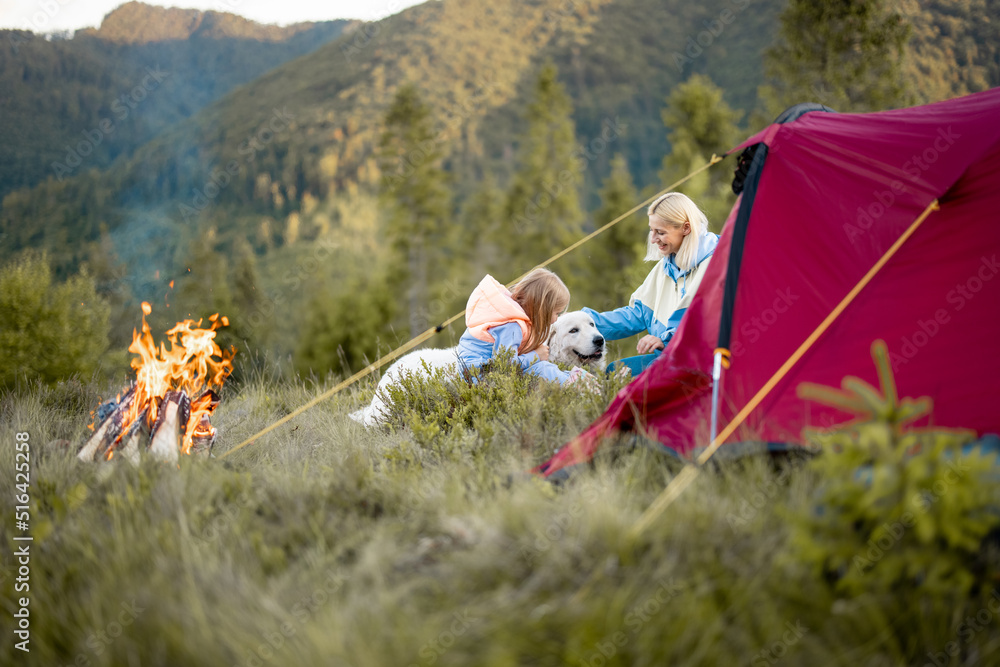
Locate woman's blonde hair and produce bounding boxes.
[510,268,570,354]
[644,192,709,271]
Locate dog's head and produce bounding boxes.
[548,311,607,371]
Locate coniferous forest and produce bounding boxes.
[2,0,999,379]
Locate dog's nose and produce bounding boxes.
[593,335,605,346]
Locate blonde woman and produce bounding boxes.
[583,192,720,375]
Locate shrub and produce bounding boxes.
[787,341,1000,596]
[0,251,110,389]
[376,350,630,465]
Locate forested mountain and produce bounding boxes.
[900,0,1000,104]
[0,2,352,200]
[1,0,997,377]
[1,0,785,273]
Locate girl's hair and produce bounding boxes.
[510,268,570,354]
[644,192,709,271]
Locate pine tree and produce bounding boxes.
[87,224,136,349]
[294,273,398,376]
[174,228,236,321]
[759,0,912,115]
[584,154,646,311]
[459,172,505,275]
[0,251,110,388]
[377,84,453,337]
[170,228,244,363]
[231,238,265,351]
[659,74,741,227]
[502,64,584,282]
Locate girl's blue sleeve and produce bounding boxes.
[582,302,654,341]
[490,322,572,383]
[490,322,527,357]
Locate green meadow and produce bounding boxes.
[3,362,999,666]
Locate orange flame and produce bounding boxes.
[111,302,235,457]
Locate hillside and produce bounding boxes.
[75,0,345,44]
[0,0,783,271]
[1,0,998,365]
[4,0,999,273]
[0,1,352,200]
[1,2,999,662]
[899,0,1000,103]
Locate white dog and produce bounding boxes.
[349,311,607,427]
[547,310,608,371]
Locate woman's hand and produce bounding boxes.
[535,343,549,361]
[636,335,665,355]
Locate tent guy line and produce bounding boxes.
[219,154,726,460]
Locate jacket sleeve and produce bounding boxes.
[490,322,573,383]
[647,307,685,346]
[582,301,654,341]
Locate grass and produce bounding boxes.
[2,364,1000,667]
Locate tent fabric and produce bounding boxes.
[538,88,1000,477]
[719,103,838,351]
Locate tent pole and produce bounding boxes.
[710,351,723,445]
[709,348,730,447]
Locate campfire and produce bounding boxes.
[79,303,235,464]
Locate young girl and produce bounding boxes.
[457,268,586,384]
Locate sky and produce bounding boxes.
[0,0,426,33]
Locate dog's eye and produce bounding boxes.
[569,328,579,334]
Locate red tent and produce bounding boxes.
[539,88,1000,477]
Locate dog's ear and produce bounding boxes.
[546,329,562,357]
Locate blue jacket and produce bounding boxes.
[584,232,719,346]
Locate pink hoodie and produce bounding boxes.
[464,275,531,346]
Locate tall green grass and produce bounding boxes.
[2,366,999,666]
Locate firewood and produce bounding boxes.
[148,391,190,463]
[78,386,136,462]
[196,389,220,410]
[189,414,217,457]
[117,408,149,466]
[188,390,220,457]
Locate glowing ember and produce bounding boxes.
[87,302,235,461]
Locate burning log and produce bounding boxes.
[149,391,190,463]
[189,414,217,457]
[78,387,136,462]
[78,303,234,464]
[117,408,149,466]
[188,390,220,457]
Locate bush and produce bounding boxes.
[0,251,110,389]
[376,350,631,465]
[787,341,1000,596]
